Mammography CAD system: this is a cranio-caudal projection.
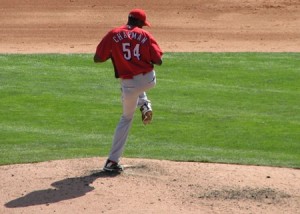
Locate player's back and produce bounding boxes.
[109,25,157,78]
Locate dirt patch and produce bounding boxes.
[1,158,300,213]
[1,0,299,53]
[197,187,291,202]
[1,0,300,213]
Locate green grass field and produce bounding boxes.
[0,53,299,168]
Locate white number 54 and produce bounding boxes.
[122,43,141,60]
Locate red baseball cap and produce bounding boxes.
[128,9,151,27]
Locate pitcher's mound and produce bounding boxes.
[1,158,299,213]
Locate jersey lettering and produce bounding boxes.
[113,31,148,44]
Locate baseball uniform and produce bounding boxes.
[94,9,163,171]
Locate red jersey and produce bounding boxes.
[95,25,163,79]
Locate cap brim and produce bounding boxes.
[144,21,151,27]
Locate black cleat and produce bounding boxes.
[103,160,124,172]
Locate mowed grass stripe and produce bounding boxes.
[0,53,299,168]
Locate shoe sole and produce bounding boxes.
[142,111,152,125]
[103,167,124,172]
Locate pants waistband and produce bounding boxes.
[121,71,152,79]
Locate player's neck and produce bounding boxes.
[126,24,142,29]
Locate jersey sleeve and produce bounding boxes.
[95,31,113,61]
[148,34,163,64]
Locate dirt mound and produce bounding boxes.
[1,158,300,213]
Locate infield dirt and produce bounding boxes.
[1,0,300,213]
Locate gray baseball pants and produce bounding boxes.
[108,70,156,162]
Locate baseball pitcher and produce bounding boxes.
[94,9,163,172]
